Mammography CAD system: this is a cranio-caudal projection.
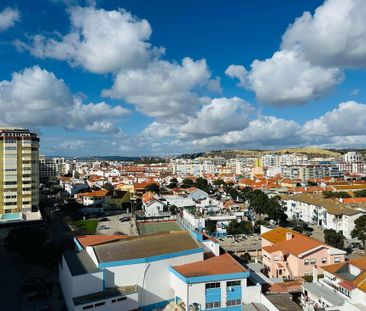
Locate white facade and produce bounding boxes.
[284,198,366,239]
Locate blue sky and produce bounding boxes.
[1,0,366,156]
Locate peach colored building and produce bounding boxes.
[261,227,346,278]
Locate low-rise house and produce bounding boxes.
[142,192,170,217]
[261,227,346,279]
[76,189,109,207]
[302,256,366,311]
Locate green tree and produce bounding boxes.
[307,181,318,186]
[167,178,178,189]
[213,179,225,186]
[265,197,288,225]
[195,178,210,192]
[182,178,194,188]
[102,182,114,191]
[249,190,269,220]
[227,220,252,235]
[205,219,217,235]
[352,215,366,251]
[144,183,160,194]
[354,190,366,198]
[292,220,314,234]
[324,229,345,249]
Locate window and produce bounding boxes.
[94,302,105,307]
[112,297,126,303]
[334,257,341,263]
[310,259,316,265]
[82,305,93,310]
[321,258,327,264]
[205,282,220,289]
[205,301,220,309]
[304,259,310,265]
[227,280,241,287]
[227,299,241,306]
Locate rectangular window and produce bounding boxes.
[227,280,241,287]
[310,259,316,265]
[112,297,126,303]
[205,301,221,309]
[334,257,340,263]
[205,282,220,289]
[304,259,310,265]
[227,299,241,306]
[94,302,105,307]
[82,305,93,310]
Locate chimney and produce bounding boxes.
[286,232,293,240]
[313,265,318,283]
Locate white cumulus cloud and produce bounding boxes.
[19,6,158,73]
[226,0,366,106]
[0,66,129,133]
[0,7,20,32]
[181,97,254,136]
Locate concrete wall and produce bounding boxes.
[104,252,203,308]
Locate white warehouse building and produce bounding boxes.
[59,230,257,311]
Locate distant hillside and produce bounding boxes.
[205,147,342,158]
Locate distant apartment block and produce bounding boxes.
[0,127,41,222]
[39,155,65,181]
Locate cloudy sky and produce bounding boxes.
[1,0,366,156]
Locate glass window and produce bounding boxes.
[205,282,220,289]
[206,302,221,309]
[304,259,310,265]
[227,280,241,287]
[321,258,327,264]
[227,299,241,306]
[334,257,340,263]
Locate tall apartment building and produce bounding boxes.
[0,128,41,221]
[39,155,65,181]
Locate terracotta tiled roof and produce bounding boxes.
[321,257,366,292]
[262,234,323,256]
[261,227,298,244]
[172,253,246,277]
[343,198,366,204]
[77,235,128,248]
[77,189,109,198]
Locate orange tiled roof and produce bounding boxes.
[77,235,128,248]
[172,253,246,277]
[261,227,298,244]
[262,234,323,256]
[343,197,366,204]
[77,189,109,198]
[321,257,366,292]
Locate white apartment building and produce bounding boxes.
[0,128,41,221]
[283,193,366,239]
[281,164,343,181]
[39,155,65,180]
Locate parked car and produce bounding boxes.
[98,225,110,230]
[119,216,131,222]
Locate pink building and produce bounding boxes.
[261,227,346,278]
